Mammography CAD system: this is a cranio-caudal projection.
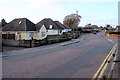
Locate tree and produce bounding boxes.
[63,13,82,30]
[100,26,104,30]
[105,24,113,30]
[1,19,7,26]
[106,24,111,28]
[100,26,103,28]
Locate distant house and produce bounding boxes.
[115,25,120,32]
[91,25,98,29]
[82,27,92,31]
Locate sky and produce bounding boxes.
[0,0,119,27]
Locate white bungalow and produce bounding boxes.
[36,18,63,39]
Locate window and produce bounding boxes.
[2,34,15,40]
[41,32,45,37]
[29,32,34,38]
[49,25,53,29]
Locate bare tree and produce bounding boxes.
[63,13,82,30]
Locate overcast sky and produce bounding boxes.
[0,0,119,27]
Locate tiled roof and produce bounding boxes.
[36,18,60,30]
[63,24,71,29]
[2,18,36,31]
[54,21,65,29]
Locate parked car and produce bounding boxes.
[93,32,97,34]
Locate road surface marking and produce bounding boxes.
[97,44,117,80]
[91,44,117,80]
[104,37,115,43]
[108,50,117,78]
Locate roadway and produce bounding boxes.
[2,31,117,78]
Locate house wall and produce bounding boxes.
[68,29,72,31]
[2,32,29,40]
[83,29,91,31]
[2,30,47,41]
[62,29,69,33]
[47,30,59,35]
[34,25,47,40]
[17,32,31,40]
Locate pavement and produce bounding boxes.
[3,46,25,52]
[1,36,83,57]
[111,37,120,79]
[2,31,118,78]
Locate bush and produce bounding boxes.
[92,30,99,32]
[63,34,71,39]
[82,31,91,33]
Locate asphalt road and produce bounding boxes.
[2,31,117,78]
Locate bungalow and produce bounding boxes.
[63,24,72,32]
[116,25,120,32]
[34,25,47,40]
[36,18,63,39]
[2,18,36,40]
[2,18,47,47]
[91,25,98,29]
[82,27,92,31]
[54,21,68,34]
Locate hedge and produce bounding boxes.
[82,31,91,33]
[106,32,120,34]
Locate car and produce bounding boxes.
[93,32,97,34]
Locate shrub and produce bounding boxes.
[82,31,91,33]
